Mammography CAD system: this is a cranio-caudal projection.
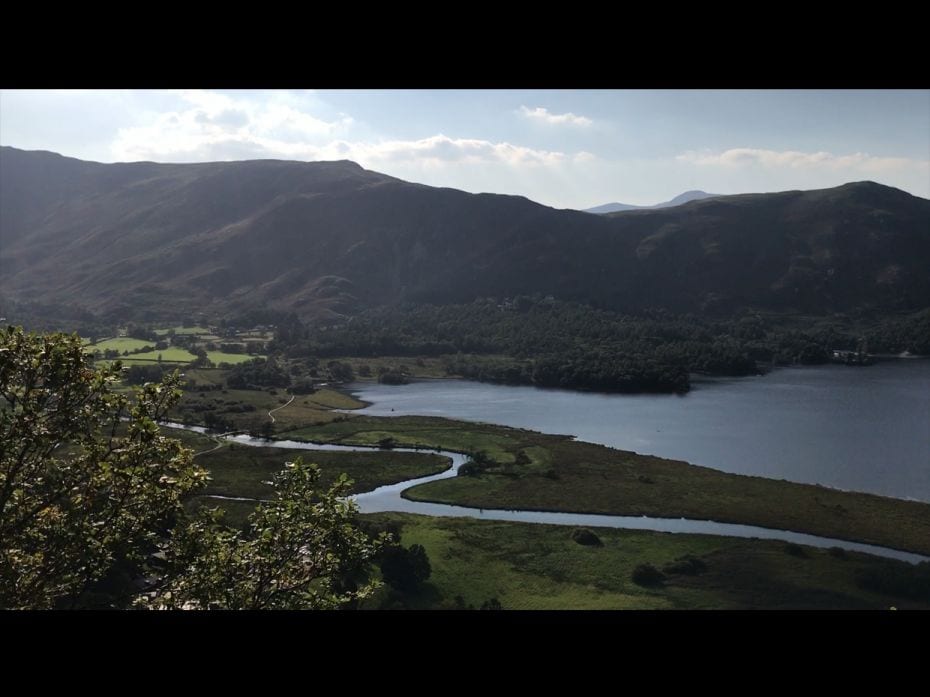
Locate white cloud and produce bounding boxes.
[113,115,581,171]
[573,150,597,163]
[519,105,592,127]
[109,91,579,171]
[91,90,602,208]
[677,147,928,175]
[111,90,353,162]
[334,134,572,168]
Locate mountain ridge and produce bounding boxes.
[583,190,721,214]
[2,146,928,322]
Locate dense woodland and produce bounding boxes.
[3,295,928,395]
[266,299,930,393]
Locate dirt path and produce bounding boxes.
[267,395,295,423]
[192,430,239,459]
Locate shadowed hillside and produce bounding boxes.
[2,146,928,321]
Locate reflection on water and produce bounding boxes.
[349,360,930,502]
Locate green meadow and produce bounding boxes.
[365,513,930,610]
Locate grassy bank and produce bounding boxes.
[332,356,455,380]
[285,415,930,556]
[195,445,449,500]
[366,513,930,610]
[172,434,449,528]
[170,386,366,433]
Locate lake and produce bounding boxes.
[349,360,930,503]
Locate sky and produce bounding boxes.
[1,89,928,209]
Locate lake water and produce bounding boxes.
[348,360,930,503]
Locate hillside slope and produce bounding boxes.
[2,146,928,320]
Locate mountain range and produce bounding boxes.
[583,190,720,214]
[2,146,928,322]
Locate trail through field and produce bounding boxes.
[192,431,239,458]
[268,395,295,423]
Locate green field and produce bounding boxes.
[159,424,449,529]
[367,513,930,610]
[86,338,195,364]
[286,415,521,463]
[83,327,264,367]
[140,347,195,361]
[186,445,449,528]
[161,425,216,450]
[196,445,449,499]
[88,337,155,352]
[103,357,189,366]
[335,356,456,380]
[171,387,366,433]
[207,351,263,365]
[182,368,228,387]
[271,389,367,429]
[300,389,368,410]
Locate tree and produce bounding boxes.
[189,346,212,369]
[124,363,168,385]
[0,327,206,609]
[379,543,431,592]
[326,360,355,383]
[1,327,382,610]
[143,462,383,609]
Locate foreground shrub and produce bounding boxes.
[380,544,431,592]
[570,528,603,546]
[663,555,707,575]
[632,563,665,587]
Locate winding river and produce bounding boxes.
[165,423,928,564]
[349,360,930,503]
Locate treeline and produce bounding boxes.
[226,358,290,389]
[269,299,771,393]
[865,309,930,354]
[8,294,928,396]
[857,560,930,602]
[267,299,930,394]
[443,353,689,393]
[272,299,771,363]
[0,298,118,339]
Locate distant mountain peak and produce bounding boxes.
[667,190,714,204]
[584,190,720,214]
